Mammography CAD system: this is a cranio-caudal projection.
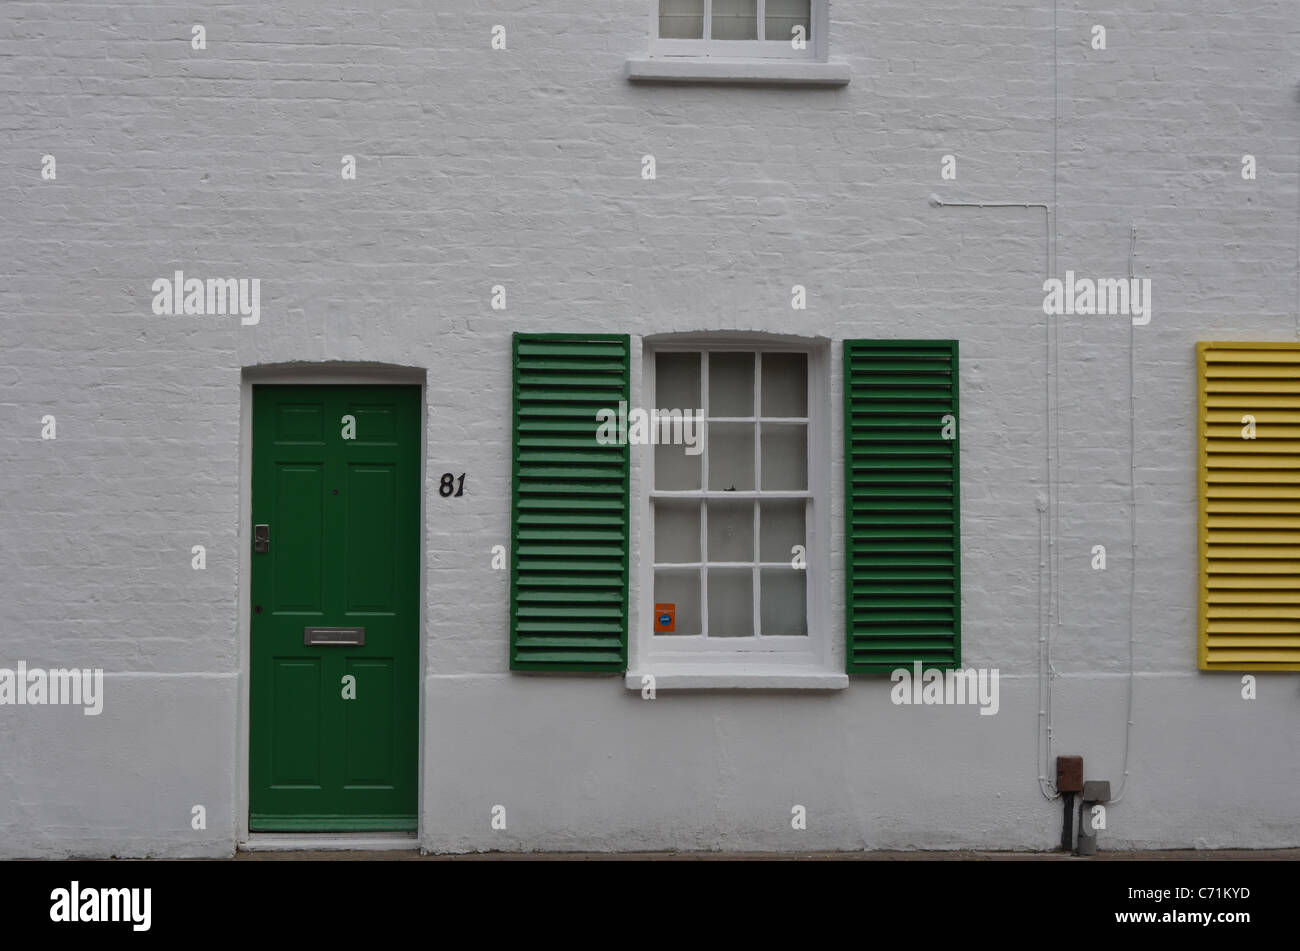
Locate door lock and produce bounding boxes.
[254,524,270,553]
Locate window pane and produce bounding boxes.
[707,568,753,636]
[655,442,700,490]
[759,500,805,562]
[707,423,755,491]
[656,351,700,409]
[760,569,807,635]
[707,499,753,562]
[655,570,701,635]
[760,423,806,490]
[712,0,757,40]
[708,352,754,416]
[660,0,704,39]
[654,501,700,563]
[760,352,807,417]
[765,0,810,43]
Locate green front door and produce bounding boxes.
[249,385,420,831]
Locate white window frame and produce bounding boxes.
[630,335,840,688]
[649,0,831,62]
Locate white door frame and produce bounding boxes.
[236,363,428,850]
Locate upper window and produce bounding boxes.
[652,0,826,60]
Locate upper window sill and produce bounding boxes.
[625,57,850,87]
[625,666,849,691]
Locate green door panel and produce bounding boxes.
[250,385,420,832]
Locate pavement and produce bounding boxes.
[232,848,1300,861]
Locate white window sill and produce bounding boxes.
[625,57,851,87]
[625,665,849,691]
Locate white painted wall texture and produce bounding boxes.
[1,2,1298,857]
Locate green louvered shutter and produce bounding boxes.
[510,333,630,671]
[844,340,961,673]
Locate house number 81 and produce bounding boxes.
[439,473,466,497]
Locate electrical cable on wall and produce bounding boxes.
[1110,224,1140,804]
[927,195,1059,800]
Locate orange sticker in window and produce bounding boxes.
[654,603,676,633]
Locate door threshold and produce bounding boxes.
[241,832,419,852]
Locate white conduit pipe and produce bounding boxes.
[926,195,1060,800]
[1110,225,1140,804]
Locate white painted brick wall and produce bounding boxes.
[0,1,1297,856]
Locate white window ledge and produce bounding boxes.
[625,666,849,691]
[625,57,850,87]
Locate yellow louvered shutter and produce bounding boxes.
[1198,341,1300,670]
